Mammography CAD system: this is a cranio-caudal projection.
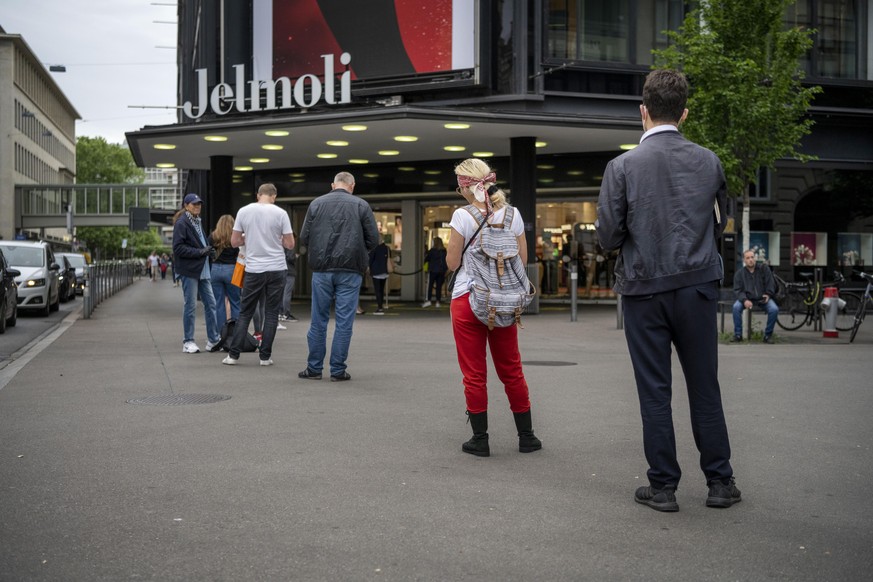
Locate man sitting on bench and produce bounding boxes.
[731,249,779,344]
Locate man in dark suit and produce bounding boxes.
[596,69,741,512]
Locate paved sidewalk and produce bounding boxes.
[1,279,871,581]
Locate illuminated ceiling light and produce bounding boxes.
[423,180,440,186]
[423,170,441,175]
[317,153,338,159]
[265,130,289,137]
[349,159,369,164]
[443,145,465,152]
[378,150,400,156]
[363,173,379,178]
[619,144,638,150]
[444,123,470,130]
[234,166,253,171]
[394,135,418,142]
[326,140,349,147]
[342,124,367,132]
[262,144,283,151]
[398,166,416,172]
[249,158,270,163]
[153,144,176,150]
[155,162,175,168]
[292,178,305,183]
[535,141,548,148]
[472,152,494,158]
[539,178,554,184]
[567,170,584,176]
[537,164,555,170]
[204,135,228,142]
[290,172,305,178]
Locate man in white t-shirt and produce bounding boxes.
[222,183,295,366]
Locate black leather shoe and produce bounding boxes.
[298,368,322,380]
[330,371,351,382]
[763,335,774,344]
[634,486,679,512]
[729,335,743,343]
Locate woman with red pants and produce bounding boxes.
[446,158,542,457]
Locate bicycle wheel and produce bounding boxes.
[849,295,869,343]
[835,292,861,331]
[776,289,809,331]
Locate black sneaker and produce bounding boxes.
[762,335,774,344]
[330,371,351,382]
[634,486,679,512]
[298,368,322,380]
[729,335,743,343]
[706,478,742,508]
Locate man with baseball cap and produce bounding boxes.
[172,193,220,353]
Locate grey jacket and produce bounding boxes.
[596,130,727,296]
[299,188,379,274]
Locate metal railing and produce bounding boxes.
[82,262,140,319]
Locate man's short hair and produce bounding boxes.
[642,69,689,123]
[257,183,277,197]
[333,172,355,187]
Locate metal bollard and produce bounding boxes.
[820,286,845,338]
[569,262,578,322]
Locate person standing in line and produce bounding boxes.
[297,171,379,381]
[280,247,298,322]
[172,193,221,354]
[596,69,740,512]
[422,236,447,307]
[731,249,779,343]
[208,214,241,331]
[446,158,542,458]
[222,183,295,366]
[369,237,390,315]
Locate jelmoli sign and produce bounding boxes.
[182,53,352,119]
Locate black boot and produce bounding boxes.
[514,410,542,453]
[462,411,490,457]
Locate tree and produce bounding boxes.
[76,136,145,184]
[76,226,166,261]
[653,0,821,251]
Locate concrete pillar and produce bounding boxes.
[208,155,233,228]
[510,136,538,313]
[400,198,420,301]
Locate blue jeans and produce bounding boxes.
[181,275,220,345]
[733,299,779,337]
[229,269,285,360]
[210,262,240,331]
[307,271,362,376]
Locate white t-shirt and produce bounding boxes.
[233,202,293,273]
[449,205,524,299]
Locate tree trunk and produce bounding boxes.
[741,184,751,253]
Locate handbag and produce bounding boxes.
[231,259,245,288]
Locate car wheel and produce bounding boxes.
[7,302,16,327]
[0,299,7,334]
[41,295,51,317]
[50,289,60,312]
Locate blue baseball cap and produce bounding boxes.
[183,193,203,205]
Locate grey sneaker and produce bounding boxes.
[259,359,274,366]
[183,341,201,354]
[634,486,679,512]
[706,478,742,508]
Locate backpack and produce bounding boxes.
[464,205,536,329]
[218,318,259,352]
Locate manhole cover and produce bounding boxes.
[126,394,232,406]
[521,361,577,366]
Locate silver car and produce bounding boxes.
[0,241,60,317]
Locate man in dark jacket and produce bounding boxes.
[596,69,740,512]
[172,193,220,354]
[297,172,379,381]
[732,249,779,343]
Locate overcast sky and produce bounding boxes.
[2,0,178,144]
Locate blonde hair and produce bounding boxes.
[211,214,235,255]
[454,158,506,210]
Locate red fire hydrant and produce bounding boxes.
[821,286,845,338]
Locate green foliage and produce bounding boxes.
[76,136,145,184]
[653,0,821,199]
[77,226,166,260]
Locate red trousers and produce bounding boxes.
[451,294,531,414]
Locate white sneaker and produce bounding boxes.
[435,301,441,308]
[221,355,238,365]
[183,341,201,354]
[421,301,432,308]
[259,359,274,366]
[204,340,219,352]
[276,323,287,330]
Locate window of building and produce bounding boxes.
[785,0,862,79]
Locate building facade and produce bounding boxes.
[0,26,79,243]
[125,0,873,301]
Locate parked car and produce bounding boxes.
[0,248,20,333]
[54,254,77,302]
[56,252,89,295]
[0,241,60,317]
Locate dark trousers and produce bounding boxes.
[622,281,733,490]
[373,277,387,308]
[230,269,285,360]
[427,271,446,302]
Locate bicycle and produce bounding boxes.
[774,271,858,332]
[849,271,873,343]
